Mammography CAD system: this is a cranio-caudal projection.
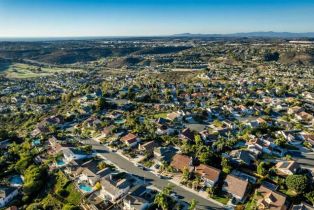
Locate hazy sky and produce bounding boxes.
[0,0,313,37]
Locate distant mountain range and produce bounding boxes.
[172,31,314,38]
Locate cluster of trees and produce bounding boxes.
[264,51,280,61]
[26,95,56,104]
[23,165,47,202]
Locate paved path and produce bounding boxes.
[82,139,225,210]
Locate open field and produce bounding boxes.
[1,63,83,79]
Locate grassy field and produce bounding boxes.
[153,112,168,119]
[1,63,82,79]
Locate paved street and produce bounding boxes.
[82,139,225,210]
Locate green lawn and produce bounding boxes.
[2,63,82,79]
[54,171,83,206]
[65,183,82,205]
[153,112,168,119]
[245,199,257,210]
[211,194,229,205]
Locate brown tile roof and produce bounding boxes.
[121,133,137,144]
[255,185,287,210]
[195,164,221,182]
[102,125,115,135]
[170,154,191,172]
[223,175,249,199]
[167,112,181,121]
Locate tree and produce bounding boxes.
[221,157,232,174]
[194,134,202,145]
[286,175,308,194]
[62,204,80,210]
[97,161,107,170]
[274,134,287,146]
[15,154,33,174]
[264,51,279,61]
[26,203,43,210]
[188,199,198,210]
[181,167,190,183]
[154,185,173,210]
[198,152,211,165]
[23,165,46,200]
[257,162,267,176]
[305,190,314,205]
[96,97,107,111]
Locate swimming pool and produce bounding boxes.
[114,119,126,124]
[32,139,41,146]
[56,159,66,166]
[9,175,23,186]
[79,183,93,192]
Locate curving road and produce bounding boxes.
[81,138,225,210]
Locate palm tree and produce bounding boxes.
[192,176,201,190]
[154,185,173,210]
[188,199,198,210]
[181,167,190,183]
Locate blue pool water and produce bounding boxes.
[9,175,23,185]
[56,159,66,166]
[32,139,41,146]
[79,184,93,192]
[114,119,126,124]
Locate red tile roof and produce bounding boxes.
[121,133,137,144]
[195,164,221,182]
[170,154,191,172]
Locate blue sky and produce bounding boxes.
[0,0,313,37]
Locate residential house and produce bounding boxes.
[0,186,19,208]
[288,106,304,115]
[255,185,288,210]
[222,175,250,203]
[302,134,314,147]
[179,128,194,143]
[275,161,300,176]
[156,124,175,136]
[295,112,314,124]
[167,111,184,122]
[278,131,303,145]
[229,150,256,166]
[123,186,153,210]
[199,130,218,144]
[121,133,139,147]
[138,141,156,156]
[291,202,314,210]
[31,124,49,137]
[195,164,221,187]
[75,160,113,186]
[170,154,193,172]
[100,176,131,202]
[153,146,177,164]
[102,125,116,137]
[63,148,94,163]
[48,136,63,155]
